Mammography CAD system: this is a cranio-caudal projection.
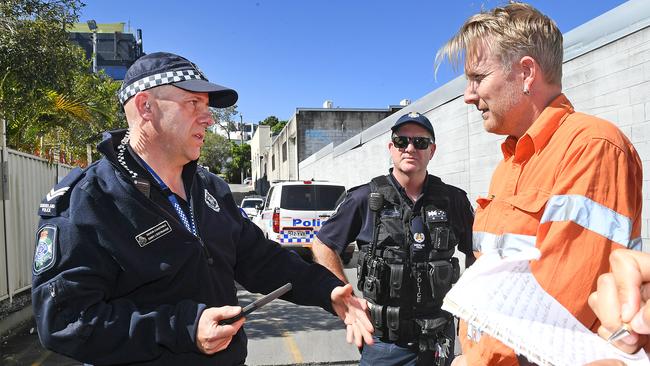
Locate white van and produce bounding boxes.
[254,180,353,262]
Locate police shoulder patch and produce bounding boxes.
[33,225,57,275]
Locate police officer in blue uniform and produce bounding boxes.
[31,52,373,366]
[313,112,474,366]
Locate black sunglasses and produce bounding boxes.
[391,135,433,150]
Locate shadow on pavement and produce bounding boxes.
[1,320,80,365]
[237,288,343,340]
[237,252,360,340]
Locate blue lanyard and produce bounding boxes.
[134,155,197,236]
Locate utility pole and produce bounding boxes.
[239,114,244,184]
[86,20,98,166]
[1,117,7,200]
[87,20,98,74]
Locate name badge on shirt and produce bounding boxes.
[135,221,172,247]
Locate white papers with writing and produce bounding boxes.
[442,247,649,366]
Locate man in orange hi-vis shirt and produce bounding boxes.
[435,3,643,365]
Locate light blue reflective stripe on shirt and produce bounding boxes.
[629,237,643,251]
[473,231,536,256]
[540,194,632,247]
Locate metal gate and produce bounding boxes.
[0,147,72,302]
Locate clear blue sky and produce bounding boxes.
[81,0,627,124]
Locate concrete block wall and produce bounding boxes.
[564,22,650,245]
[267,114,299,182]
[266,108,397,182]
[296,109,397,163]
[300,2,650,250]
[250,124,271,184]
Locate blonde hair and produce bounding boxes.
[435,2,563,85]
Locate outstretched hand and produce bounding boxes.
[331,284,374,347]
[196,306,245,354]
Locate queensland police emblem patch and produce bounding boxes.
[33,225,57,275]
[413,232,425,243]
[205,189,220,212]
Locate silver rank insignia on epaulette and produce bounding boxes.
[39,186,70,217]
[46,187,69,201]
[38,167,85,217]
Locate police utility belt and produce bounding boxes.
[356,176,460,351]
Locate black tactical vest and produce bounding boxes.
[357,175,460,350]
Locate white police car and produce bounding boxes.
[239,196,265,219]
[254,180,346,260]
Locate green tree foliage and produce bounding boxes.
[206,105,253,182]
[227,142,251,183]
[199,131,230,174]
[259,115,287,135]
[270,121,287,135]
[199,130,251,184]
[0,0,125,165]
[260,115,279,126]
[210,106,238,141]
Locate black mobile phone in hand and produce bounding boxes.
[219,283,292,325]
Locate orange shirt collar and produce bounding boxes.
[500,94,574,159]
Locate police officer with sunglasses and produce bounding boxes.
[313,111,475,366]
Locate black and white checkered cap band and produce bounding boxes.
[118,69,206,104]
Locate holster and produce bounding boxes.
[427,259,459,307]
[389,263,404,298]
[414,317,450,352]
[386,306,400,341]
[356,247,369,292]
[370,303,384,329]
[363,257,388,303]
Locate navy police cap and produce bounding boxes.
[391,112,435,142]
[119,52,238,108]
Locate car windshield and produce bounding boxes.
[241,199,263,208]
[280,185,345,210]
